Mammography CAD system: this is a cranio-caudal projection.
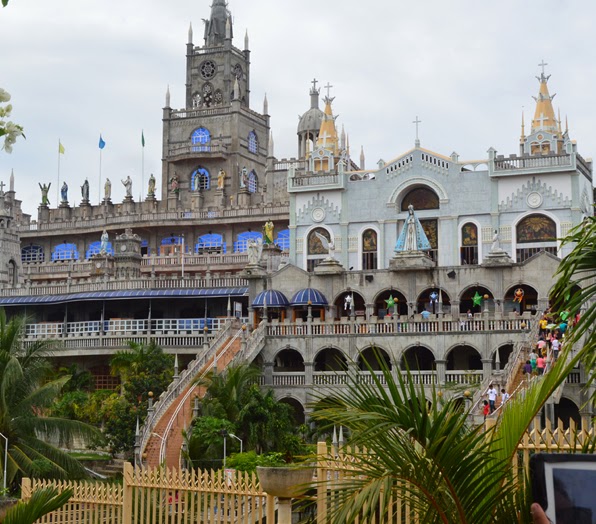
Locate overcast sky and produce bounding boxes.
[1,0,594,216]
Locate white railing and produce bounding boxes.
[272,373,305,386]
[241,321,267,363]
[138,321,237,457]
[140,253,249,267]
[444,371,483,385]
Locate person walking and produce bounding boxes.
[482,400,490,421]
[486,384,498,413]
[500,388,510,404]
[536,355,546,375]
[551,337,560,361]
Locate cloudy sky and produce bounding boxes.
[1,0,594,215]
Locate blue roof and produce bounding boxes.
[252,289,289,308]
[290,288,328,306]
[0,287,248,306]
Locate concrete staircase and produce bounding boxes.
[143,334,244,469]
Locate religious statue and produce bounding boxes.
[104,178,112,200]
[217,168,226,190]
[394,204,431,253]
[491,229,501,252]
[81,178,90,201]
[99,230,109,255]
[404,204,417,251]
[60,182,68,202]
[148,173,156,196]
[240,166,248,188]
[263,220,274,245]
[344,294,353,312]
[247,238,263,265]
[169,174,179,193]
[314,230,336,260]
[122,175,133,198]
[39,182,51,206]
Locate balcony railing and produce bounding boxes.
[493,154,572,171]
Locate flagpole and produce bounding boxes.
[99,148,102,205]
[57,139,61,204]
[141,130,145,202]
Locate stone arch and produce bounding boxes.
[554,397,581,430]
[400,345,436,371]
[458,285,494,314]
[512,210,560,263]
[504,284,538,314]
[357,346,392,371]
[387,177,449,206]
[446,344,482,370]
[458,219,483,265]
[303,225,335,272]
[374,288,408,317]
[314,347,348,371]
[492,343,514,370]
[279,397,305,425]
[273,348,305,372]
[400,186,440,211]
[416,288,451,316]
[333,290,366,319]
[359,226,380,270]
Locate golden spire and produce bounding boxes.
[315,95,339,154]
[520,110,525,142]
[531,60,558,134]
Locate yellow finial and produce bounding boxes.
[315,96,339,153]
[531,63,558,134]
[557,108,562,134]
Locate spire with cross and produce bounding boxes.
[310,78,319,94]
[324,82,333,99]
[413,116,422,147]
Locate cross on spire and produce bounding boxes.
[538,59,548,76]
[324,82,333,98]
[311,78,318,91]
[536,112,548,128]
[412,115,422,146]
[0,181,5,192]
[320,130,330,146]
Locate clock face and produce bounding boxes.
[200,60,216,80]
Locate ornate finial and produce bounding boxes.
[9,169,14,192]
[268,132,274,157]
[565,114,568,133]
[244,30,249,50]
[413,115,422,147]
[520,109,525,140]
[165,85,170,107]
[310,78,319,94]
[225,16,231,39]
[263,92,268,115]
[360,145,365,170]
[557,108,562,134]
[324,82,333,98]
[188,22,193,44]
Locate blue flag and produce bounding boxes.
[99,134,106,149]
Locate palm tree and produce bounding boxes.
[0,310,102,486]
[3,487,72,524]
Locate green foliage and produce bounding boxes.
[3,487,73,524]
[187,416,236,470]
[96,393,141,456]
[226,451,287,473]
[56,365,93,393]
[50,391,90,420]
[0,310,103,488]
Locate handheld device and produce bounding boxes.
[530,453,596,524]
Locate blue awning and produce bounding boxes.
[0,287,248,306]
[252,289,289,308]
[290,288,328,306]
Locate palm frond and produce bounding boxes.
[3,487,73,524]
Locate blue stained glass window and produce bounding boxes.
[196,233,226,254]
[275,229,290,251]
[234,231,262,253]
[191,167,210,191]
[86,241,114,259]
[51,243,79,261]
[248,170,258,193]
[161,236,184,246]
[21,245,44,263]
[248,131,258,154]
[191,127,211,152]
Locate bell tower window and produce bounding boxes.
[191,127,211,152]
[248,171,258,193]
[191,167,211,191]
[248,131,258,154]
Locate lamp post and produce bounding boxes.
[229,433,243,454]
[221,429,228,470]
[0,431,8,492]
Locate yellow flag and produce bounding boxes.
[58,141,65,154]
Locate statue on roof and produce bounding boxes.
[122,176,132,198]
[60,182,68,203]
[104,178,112,200]
[39,182,51,206]
[395,204,431,253]
[148,173,156,197]
[81,178,90,201]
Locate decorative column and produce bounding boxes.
[264,361,274,386]
[481,359,493,382]
[304,361,313,386]
[435,359,447,385]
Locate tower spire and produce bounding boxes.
[204,0,231,46]
[9,169,14,192]
[263,93,268,115]
[531,61,557,133]
[360,146,365,170]
[165,85,171,107]
[244,30,249,51]
[188,22,193,44]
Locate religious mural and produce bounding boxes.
[362,229,377,252]
[420,219,438,249]
[308,228,330,255]
[461,222,478,247]
[516,214,557,244]
[401,187,440,211]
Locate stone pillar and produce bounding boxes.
[435,359,447,385]
[481,359,493,382]
[237,188,250,207]
[365,303,374,320]
[264,361,274,386]
[304,361,313,386]
[451,300,460,317]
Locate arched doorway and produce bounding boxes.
[314,347,348,371]
[417,288,451,316]
[279,397,305,425]
[492,343,514,370]
[358,347,392,371]
[459,286,493,314]
[446,345,482,370]
[306,227,333,272]
[554,397,581,430]
[400,346,435,370]
[273,349,305,372]
[334,291,366,319]
[504,284,538,315]
[375,289,408,318]
[400,187,440,261]
[515,214,557,262]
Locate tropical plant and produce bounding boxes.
[311,341,593,524]
[0,311,102,486]
[3,487,72,524]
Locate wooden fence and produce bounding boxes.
[21,418,595,523]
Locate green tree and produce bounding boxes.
[3,487,72,524]
[0,311,102,486]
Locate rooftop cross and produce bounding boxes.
[538,59,548,76]
[320,130,330,147]
[324,82,333,98]
[536,113,548,128]
[412,115,422,145]
[311,78,318,91]
[0,181,5,192]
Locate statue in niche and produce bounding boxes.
[404,205,417,251]
[240,166,248,188]
[148,173,156,196]
[104,178,112,200]
[217,169,226,190]
[81,178,90,201]
[247,238,263,265]
[491,229,501,252]
[100,230,109,255]
[121,176,133,198]
[39,182,51,206]
[60,182,68,202]
[263,220,274,245]
[169,174,179,193]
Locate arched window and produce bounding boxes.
[234,231,262,253]
[247,170,258,193]
[86,241,113,259]
[516,214,557,262]
[51,243,79,261]
[460,222,478,265]
[307,227,331,272]
[248,131,258,154]
[196,233,226,254]
[21,245,44,263]
[191,127,211,152]
[7,260,17,286]
[400,187,440,211]
[191,167,210,191]
[140,239,149,256]
[362,229,378,270]
[160,235,185,256]
[275,229,290,251]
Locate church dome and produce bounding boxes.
[298,106,325,134]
